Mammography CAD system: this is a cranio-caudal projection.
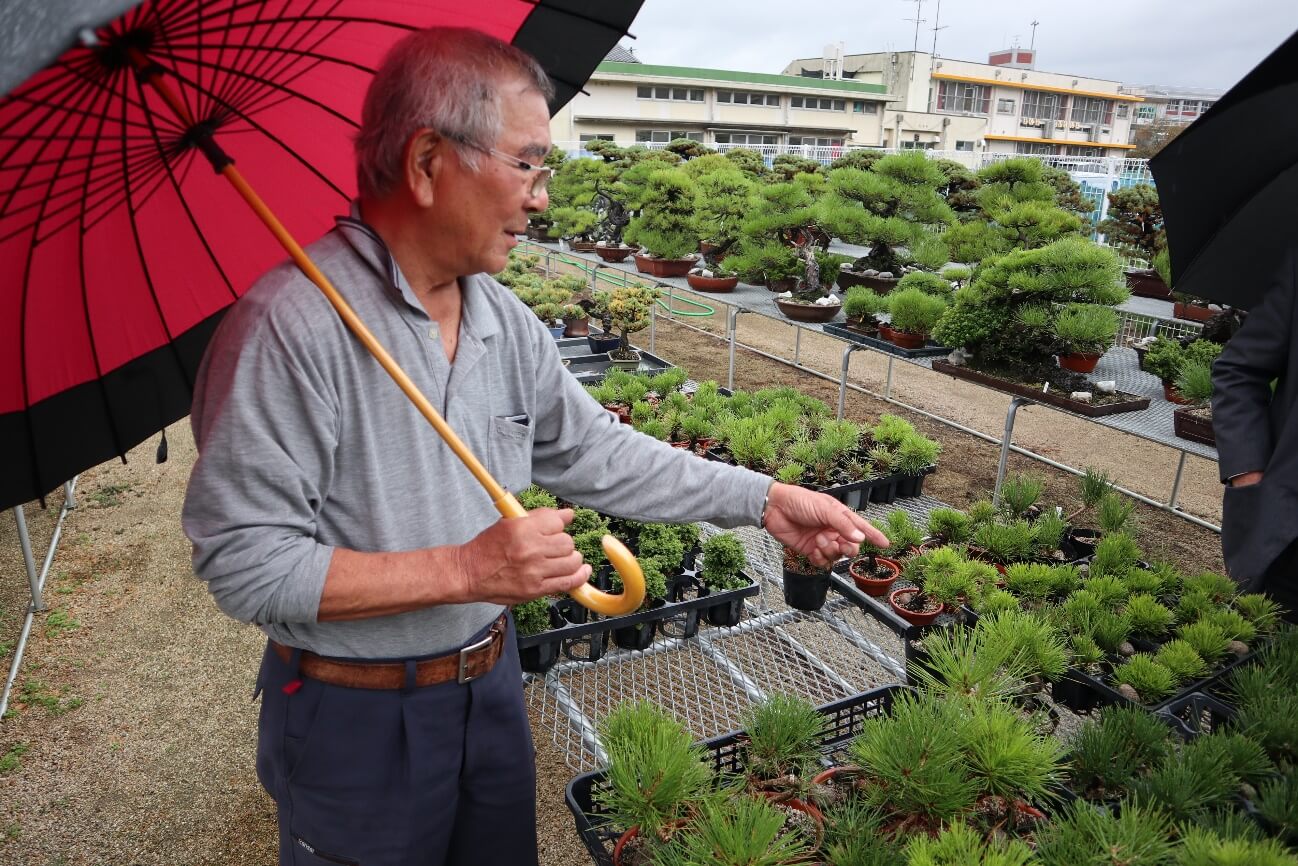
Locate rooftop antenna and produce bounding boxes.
[930,0,947,55]
[1029,20,1040,51]
[904,0,926,53]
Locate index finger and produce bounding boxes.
[828,503,886,548]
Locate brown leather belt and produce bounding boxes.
[272,613,507,689]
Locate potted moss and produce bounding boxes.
[699,533,750,626]
[624,168,700,278]
[782,547,831,612]
[883,287,947,350]
[1054,303,1119,373]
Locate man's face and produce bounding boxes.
[437,77,551,277]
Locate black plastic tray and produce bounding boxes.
[564,685,904,866]
[1050,650,1254,715]
[822,323,951,359]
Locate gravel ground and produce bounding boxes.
[0,313,1227,865]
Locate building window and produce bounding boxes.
[1063,145,1103,156]
[715,132,779,146]
[997,98,1016,114]
[791,96,846,111]
[901,141,937,150]
[789,136,844,147]
[935,81,990,115]
[1135,104,1157,121]
[1071,96,1114,126]
[635,129,704,143]
[717,90,779,106]
[955,140,975,151]
[637,86,704,102]
[1116,104,1129,119]
[1014,141,1057,155]
[579,134,615,143]
[1021,90,1066,120]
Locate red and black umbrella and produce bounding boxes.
[0,0,644,512]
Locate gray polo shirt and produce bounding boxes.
[182,213,771,658]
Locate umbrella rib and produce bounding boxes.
[163,14,418,44]
[0,56,111,140]
[159,41,377,77]
[220,9,349,117]
[144,0,200,127]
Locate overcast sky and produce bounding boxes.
[622,0,1297,92]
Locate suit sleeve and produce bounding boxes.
[1211,249,1295,482]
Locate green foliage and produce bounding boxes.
[972,520,1035,565]
[1091,532,1143,578]
[844,286,890,320]
[1177,620,1231,664]
[1234,594,1283,633]
[739,693,828,781]
[909,620,1031,701]
[511,596,552,637]
[1175,361,1214,404]
[1031,513,1068,557]
[999,474,1044,519]
[1154,640,1208,683]
[1200,608,1256,644]
[605,285,660,345]
[975,608,1069,682]
[1133,740,1237,821]
[622,168,701,259]
[1114,655,1177,703]
[905,822,1034,866]
[573,529,609,571]
[1099,184,1164,263]
[821,799,897,866]
[694,169,756,252]
[962,697,1065,808]
[930,289,1008,349]
[1069,705,1173,796]
[942,219,1009,264]
[1097,493,1138,536]
[926,508,972,545]
[1126,594,1175,638]
[638,523,687,574]
[598,702,710,829]
[895,434,941,476]
[888,288,948,336]
[897,271,955,297]
[700,533,748,591]
[1254,771,1297,844]
[723,147,768,179]
[883,510,924,550]
[1054,303,1119,354]
[1036,799,1174,866]
[1174,825,1295,866]
[654,796,812,866]
[517,485,558,511]
[1182,571,1238,605]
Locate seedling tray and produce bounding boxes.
[822,323,951,359]
[703,448,927,509]
[564,685,904,866]
[1156,691,1236,739]
[931,360,1152,418]
[1050,650,1254,715]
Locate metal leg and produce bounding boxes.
[649,300,656,354]
[884,354,895,401]
[15,506,40,613]
[727,306,739,391]
[1169,450,1188,510]
[666,284,674,321]
[992,397,1030,507]
[837,345,861,420]
[63,479,76,510]
[793,325,802,367]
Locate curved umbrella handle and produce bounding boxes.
[494,491,645,616]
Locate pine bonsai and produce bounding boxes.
[623,168,701,260]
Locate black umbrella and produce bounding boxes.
[1150,29,1298,311]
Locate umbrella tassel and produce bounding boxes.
[156,429,168,464]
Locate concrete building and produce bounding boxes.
[782,49,1141,158]
[1125,83,1222,127]
[548,56,895,153]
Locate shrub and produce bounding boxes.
[1177,620,1231,663]
[842,286,889,320]
[887,287,948,336]
[1114,655,1177,702]
[999,473,1044,519]
[700,533,748,590]
[1053,303,1119,355]
[1142,336,1187,382]
[904,821,1034,866]
[926,508,973,545]
[1069,705,1173,796]
[739,694,828,781]
[872,414,916,448]
[622,168,700,259]
[517,485,558,511]
[512,596,553,637]
[1175,360,1214,405]
[973,520,1035,564]
[896,270,954,297]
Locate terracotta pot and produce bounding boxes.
[765,276,799,293]
[774,299,841,323]
[811,765,861,787]
[566,239,599,252]
[686,273,739,293]
[612,827,639,866]
[836,270,900,294]
[1173,301,1216,322]
[1162,380,1194,405]
[1125,267,1172,300]
[562,316,590,337]
[595,245,636,263]
[1058,351,1102,373]
[889,587,945,626]
[885,328,926,350]
[848,556,902,597]
[761,794,826,850]
[633,253,695,278]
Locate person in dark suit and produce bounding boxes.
[1212,249,1298,622]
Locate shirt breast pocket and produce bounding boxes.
[488,414,534,494]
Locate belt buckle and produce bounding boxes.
[457,632,495,684]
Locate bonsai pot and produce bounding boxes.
[848,556,902,597]
[1058,351,1103,373]
[566,239,599,253]
[888,587,945,626]
[1125,267,1172,300]
[1173,405,1216,446]
[844,316,879,336]
[611,620,656,650]
[836,270,899,294]
[587,332,621,354]
[525,224,551,242]
[546,324,565,339]
[782,568,831,612]
[884,328,926,351]
[562,316,590,337]
[518,639,562,674]
[1173,301,1216,322]
[775,298,842,323]
[633,253,695,278]
[686,273,739,293]
[765,276,799,294]
[595,245,636,263]
[1162,380,1194,405]
[607,348,642,371]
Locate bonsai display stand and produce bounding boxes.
[822,322,950,360]
[930,361,1152,418]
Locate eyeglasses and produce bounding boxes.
[458,141,552,198]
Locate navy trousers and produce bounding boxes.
[254,615,538,866]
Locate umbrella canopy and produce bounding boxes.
[1150,29,1298,311]
[0,0,644,511]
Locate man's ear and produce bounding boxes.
[404,129,442,207]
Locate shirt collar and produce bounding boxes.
[334,201,500,340]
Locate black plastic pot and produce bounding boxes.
[895,471,930,498]
[1060,527,1101,561]
[519,639,562,674]
[587,333,621,354]
[611,620,657,650]
[704,596,745,627]
[782,569,831,612]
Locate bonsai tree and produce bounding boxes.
[828,148,886,172]
[693,168,757,268]
[1040,164,1097,220]
[623,167,700,260]
[842,286,889,330]
[700,533,748,591]
[663,137,714,161]
[975,158,1084,250]
[941,218,1009,265]
[820,152,955,278]
[1053,303,1120,357]
[1174,360,1214,408]
[895,270,954,297]
[931,157,981,216]
[770,153,823,181]
[546,157,612,242]
[722,147,768,180]
[605,285,660,358]
[886,287,947,340]
[726,180,822,286]
[1098,183,1163,267]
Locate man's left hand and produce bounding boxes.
[761,482,888,568]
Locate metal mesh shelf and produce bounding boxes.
[526,496,945,771]
[1087,348,1217,461]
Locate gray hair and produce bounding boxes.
[355,27,554,199]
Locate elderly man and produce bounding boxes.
[183,27,884,866]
